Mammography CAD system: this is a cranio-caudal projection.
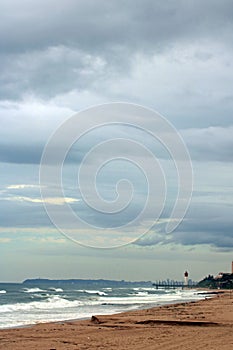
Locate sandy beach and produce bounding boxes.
[0,290,232,350]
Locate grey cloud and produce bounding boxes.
[182,126,233,162]
[135,202,233,249]
[1,0,233,54]
[0,184,48,227]
[2,115,233,164]
[0,100,73,164]
[1,103,233,170]
[0,47,107,100]
[1,0,233,102]
[0,199,51,227]
[168,231,233,249]
[0,143,42,164]
[136,227,233,250]
[1,1,233,281]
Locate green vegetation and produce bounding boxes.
[197,273,233,289]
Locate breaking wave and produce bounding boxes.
[23,288,46,293]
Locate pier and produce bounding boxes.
[152,283,197,289]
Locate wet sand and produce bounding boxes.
[0,290,232,350]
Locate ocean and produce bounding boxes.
[0,280,209,329]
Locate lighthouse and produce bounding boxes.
[184,271,189,286]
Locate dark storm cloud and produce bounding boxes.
[1,0,233,100]
[0,48,107,99]
[1,0,233,53]
[135,202,233,250]
[169,231,233,249]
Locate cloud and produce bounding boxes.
[0,238,12,243]
[0,0,233,268]
[1,0,233,113]
[26,237,67,244]
[7,184,40,190]
[1,96,233,166]
[6,196,80,205]
[182,126,233,162]
[0,99,73,164]
[1,0,233,54]
[0,46,107,100]
[0,199,50,228]
[135,201,233,250]
[169,231,233,250]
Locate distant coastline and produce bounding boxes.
[22,278,152,286]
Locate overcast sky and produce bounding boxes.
[0,0,233,282]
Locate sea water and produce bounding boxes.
[0,281,209,329]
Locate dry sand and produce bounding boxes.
[0,290,232,350]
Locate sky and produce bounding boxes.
[0,0,233,282]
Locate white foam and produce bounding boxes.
[0,295,84,313]
[0,306,123,330]
[100,295,160,305]
[0,287,208,330]
[23,288,46,293]
[0,290,6,294]
[100,289,205,306]
[33,293,50,298]
[48,287,64,292]
[84,290,108,296]
[132,291,149,297]
[133,287,166,292]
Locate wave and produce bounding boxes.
[0,287,208,330]
[131,291,149,297]
[78,290,108,296]
[86,290,107,296]
[33,293,50,298]
[0,296,81,313]
[99,290,201,306]
[48,287,64,292]
[99,295,161,305]
[0,302,122,330]
[0,295,103,314]
[0,290,6,294]
[23,288,46,293]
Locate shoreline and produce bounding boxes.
[0,290,232,349]
[0,296,207,331]
[0,288,213,331]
